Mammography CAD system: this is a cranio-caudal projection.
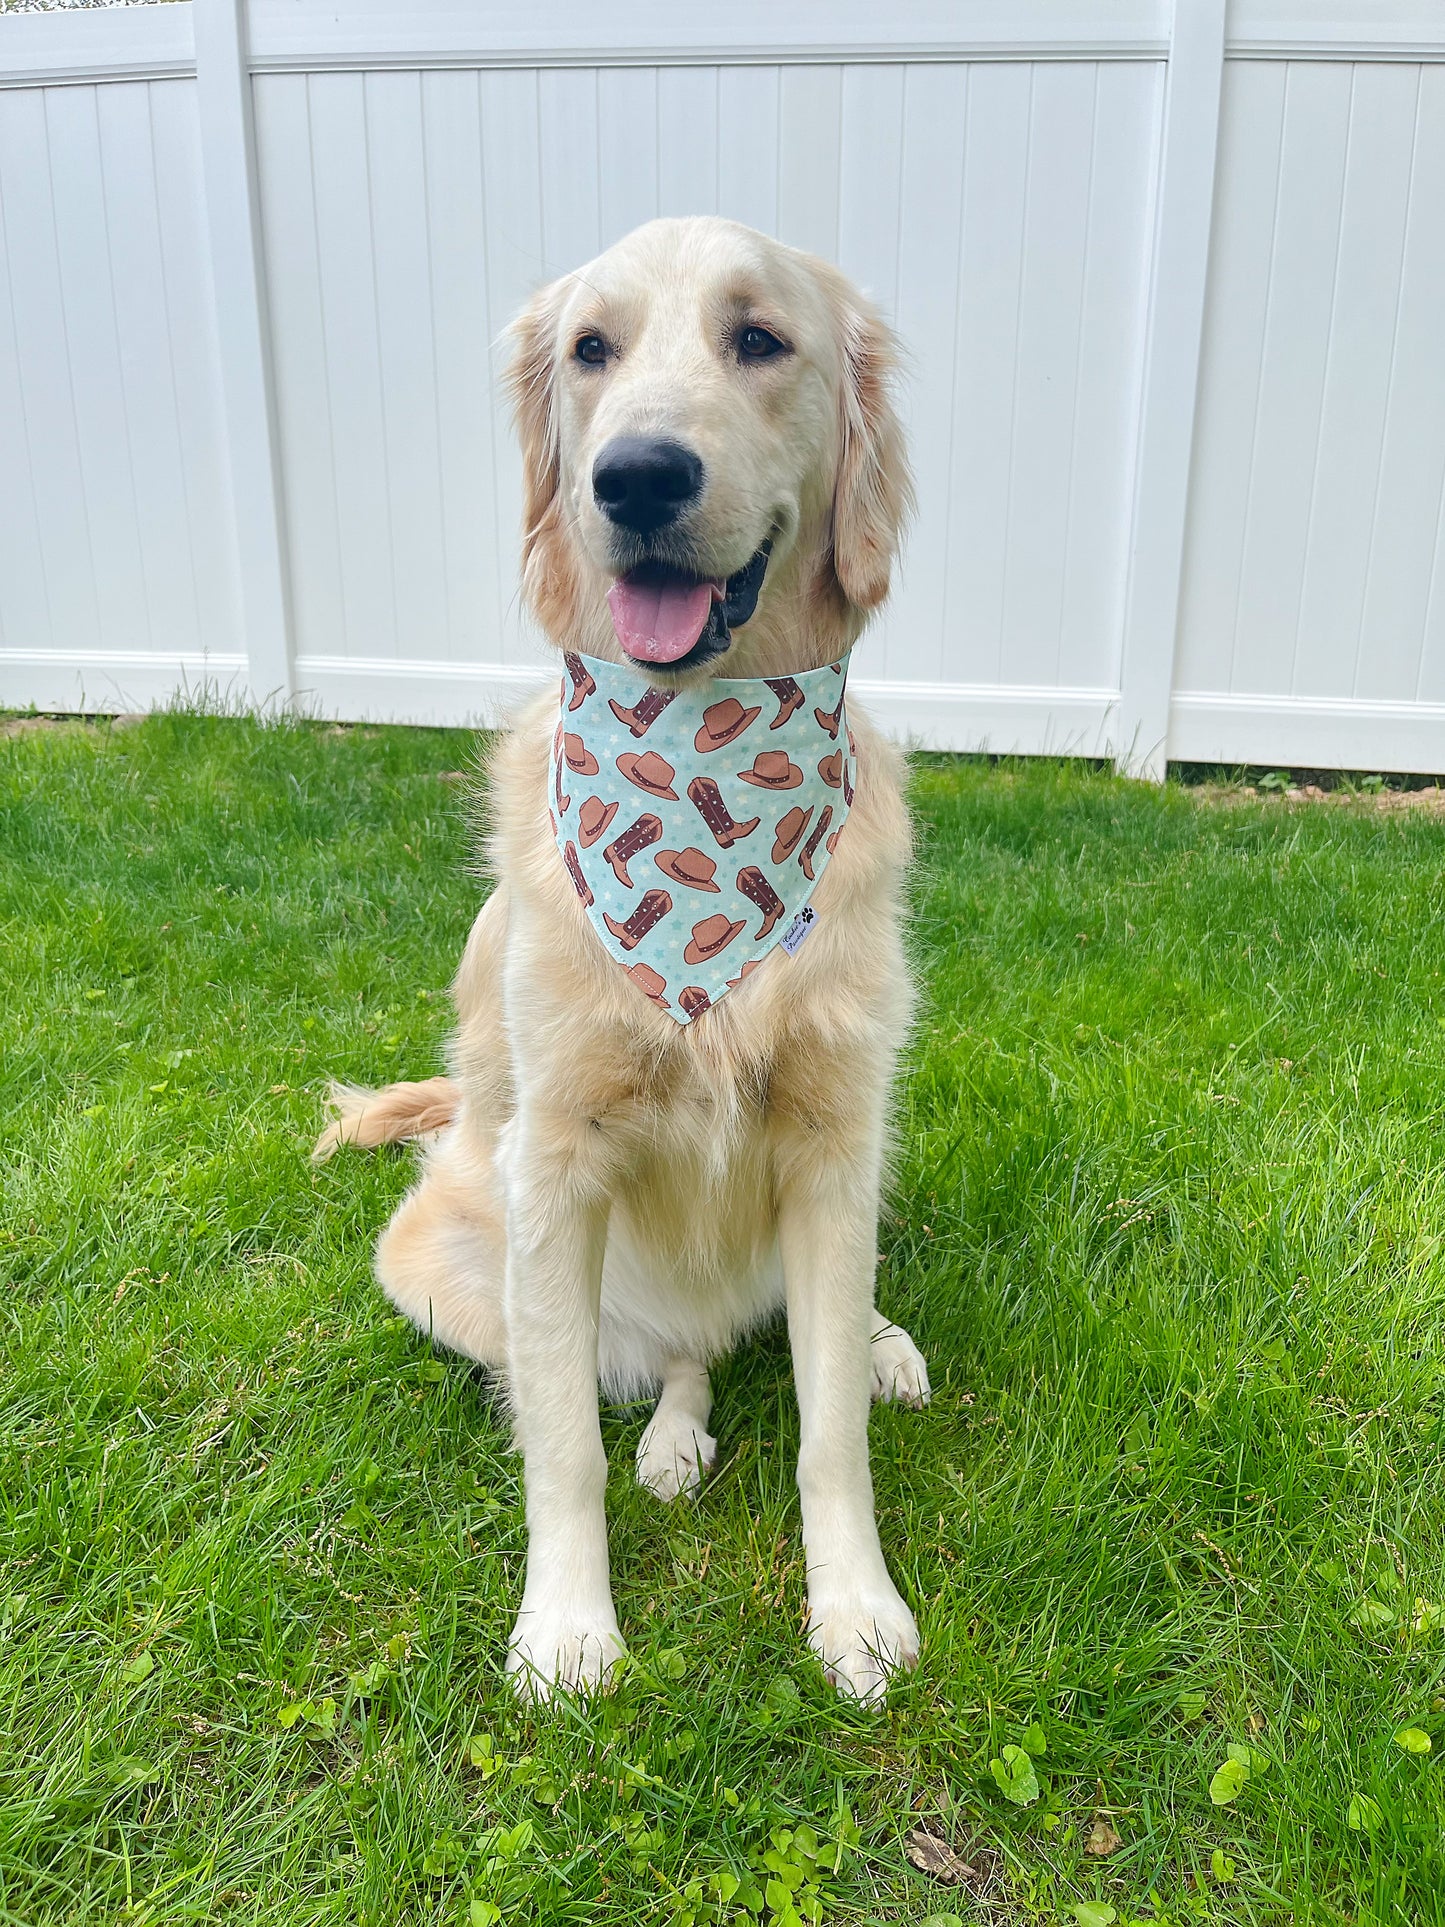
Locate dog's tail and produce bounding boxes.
[311,1077,460,1162]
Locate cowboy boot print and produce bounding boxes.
[764,677,804,728]
[603,812,663,888]
[798,804,833,880]
[736,865,785,939]
[604,889,672,951]
[561,842,592,906]
[687,776,761,850]
[563,652,596,712]
[685,774,762,851]
[608,686,677,737]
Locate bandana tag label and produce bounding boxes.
[779,905,820,956]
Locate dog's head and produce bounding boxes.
[506,218,911,677]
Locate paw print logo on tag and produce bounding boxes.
[779,905,819,956]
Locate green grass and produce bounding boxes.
[3,713,1445,1927]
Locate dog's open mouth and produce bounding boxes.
[606,544,771,671]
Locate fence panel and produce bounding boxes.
[1172,52,1445,769]
[0,52,243,709]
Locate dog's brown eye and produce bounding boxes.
[574,334,608,366]
[738,325,787,362]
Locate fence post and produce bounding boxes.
[1114,0,1226,779]
[193,0,293,708]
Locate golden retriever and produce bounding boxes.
[316,217,929,1702]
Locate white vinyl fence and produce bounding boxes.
[1,1,1444,777]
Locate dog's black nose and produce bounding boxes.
[593,437,703,534]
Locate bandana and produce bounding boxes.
[549,650,855,1023]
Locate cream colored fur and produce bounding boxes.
[317,218,930,1703]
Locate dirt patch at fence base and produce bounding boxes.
[1194,781,1445,815]
[0,713,145,739]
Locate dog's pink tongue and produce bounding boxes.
[607,573,719,663]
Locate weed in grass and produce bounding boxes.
[3,714,1445,1923]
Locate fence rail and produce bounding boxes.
[2,0,1443,775]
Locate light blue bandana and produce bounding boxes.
[550,650,855,1023]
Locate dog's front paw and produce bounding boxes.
[636,1411,717,1501]
[806,1586,919,1703]
[870,1321,931,1408]
[506,1605,626,1703]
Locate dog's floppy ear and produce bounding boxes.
[504,278,567,611]
[828,293,913,614]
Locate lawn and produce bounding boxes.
[2,711,1444,1927]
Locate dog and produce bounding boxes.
[315,217,929,1702]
